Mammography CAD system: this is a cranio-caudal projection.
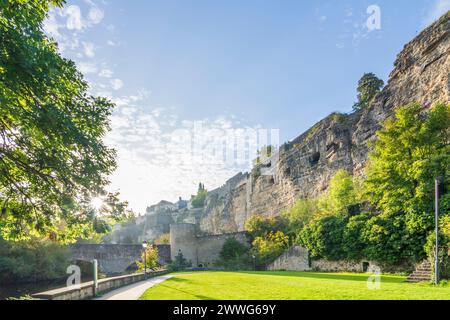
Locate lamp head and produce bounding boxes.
[142,240,148,249]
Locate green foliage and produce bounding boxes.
[155,233,170,245]
[252,231,289,267]
[216,237,251,270]
[168,250,192,272]
[299,215,347,260]
[0,0,117,241]
[0,238,70,283]
[299,103,450,268]
[136,245,159,272]
[424,232,450,279]
[318,170,361,216]
[353,73,384,111]
[281,198,318,238]
[245,214,289,240]
[100,192,136,223]
[365,103,449,217]
[191,183,207,208]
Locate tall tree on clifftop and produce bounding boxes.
[353,73,384,111]
[0,0,116,242]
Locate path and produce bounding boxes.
[96,275,173,300]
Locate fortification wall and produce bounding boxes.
[170,223,249,267]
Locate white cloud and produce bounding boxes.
[107,40,118,46]
[64,5,84,30]
[83,42,95,58]
[78,62,98,74]
[88,6,104,24]
[43,10,60,37]
[424,0,450,25]
[111,79,124,90]
[99,69,114,78]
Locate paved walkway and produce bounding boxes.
[96,275,173,300]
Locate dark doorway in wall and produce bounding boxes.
[362,262,370,272]
[310,152,321,165]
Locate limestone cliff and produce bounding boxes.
[198,12,450,235]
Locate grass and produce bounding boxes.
[139,271,450,300]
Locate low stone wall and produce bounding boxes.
[267,246,310,271]
[31,270,168,300]
[311,259,367,272]
[267,246,384,273]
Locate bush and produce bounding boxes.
[0,238,70,284]
[299,215,347,260]
[168,250,192,272]
[136,245,159,272]
[252,231,289,267]
[216,238,252,270]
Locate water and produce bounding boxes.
[0,279,67,300]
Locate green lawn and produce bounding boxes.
[140,271,450,300]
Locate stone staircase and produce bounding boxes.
[406,260,432,283]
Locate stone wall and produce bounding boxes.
[267,246,385,273]
[170,223,249,267]
[267,246,310,271]
[69,244,171,274]
[31,270,168,300]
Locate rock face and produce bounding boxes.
[198,12,450,235]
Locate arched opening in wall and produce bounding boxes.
[71,259,97,282]
[362,261,370,272]
[310,152,321,165]
[284,167,291,175]
[269,177,275,184]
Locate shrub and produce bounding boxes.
[0,238,70,284]
[216,238,252,270]
[136,245,159,272]
[252,231,289,267]
[299,215,347,260]
[168,250,192,272]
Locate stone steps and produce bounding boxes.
[406,260,432,283]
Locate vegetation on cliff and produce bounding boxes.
[299,103,450,271]
[352,73,384,111]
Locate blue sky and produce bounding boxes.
[44,0,450,213]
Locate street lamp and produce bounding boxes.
[434,177,441,285]
[142,240,148,277]
[252,255,256,271]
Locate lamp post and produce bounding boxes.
[434,177,441,285]
[142,240,148,277]
[252,255,256,271]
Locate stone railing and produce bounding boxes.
[31,270,168,300]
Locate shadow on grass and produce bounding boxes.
[236,271,404,284]
[148,280,217,300]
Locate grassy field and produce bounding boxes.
[139,271,450,300]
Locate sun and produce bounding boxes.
[90,197,104,211]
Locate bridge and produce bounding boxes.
[69,244,171,274]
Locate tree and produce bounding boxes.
[281,198,318,239]
[216,237,251,270]
[168,250,191,271]
[244,214,289,240]
[136,245,159,272]
[252,231,289,267]
[191,183,207,208]
[299,215,347,260]
[353,73,384,111]
[365,103,449,220]
[318,170,361,216]
[0,0,116,242]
